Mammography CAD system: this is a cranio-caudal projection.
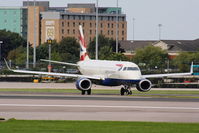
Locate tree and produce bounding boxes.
[133,45,168,71]
[0,30,26,59]
[173,52,198,72]
[88,34,125,60]
[58,37,79,63]
[37,37,79,63]
[7,46,32,66]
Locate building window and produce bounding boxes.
[100,30,103,34]
[108,23,110,28]
[62,29,64,34]
[108,30,110,35]
[100,23,103,28]
[112,23,114,28]
[73,22,75,27]
[4,20,7,23]
[68,22,70,27]
[122,31,124,35]
[90,37,92,42]
[82,16,85,20]
[111,30,113,35]
[111,16,114,21]
[122,37,124,40]
[90,23,92,27]
[73,29,75,34]
[67,29,70,34]
[122,24,124,28]
[62,22,64,27]
[90,30,92,35]
[89,16,92,20]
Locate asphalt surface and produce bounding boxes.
[0,94,199,122]
[0,82,199,122]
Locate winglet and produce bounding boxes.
[4,58,12,71]
[190,61,193,74]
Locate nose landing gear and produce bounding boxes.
[120,85,132,95]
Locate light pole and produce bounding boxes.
[158,24,162,41]
[95,0,99,60]
[0,41,3,68]
[133,18,135,41]
[47,39,52,72]
[115,0,119,53]
[26,0,29,69]
[33,0,37,68]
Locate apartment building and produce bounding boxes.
[41,3,127,45]
[0,7,27,39]
[0,1,127,46]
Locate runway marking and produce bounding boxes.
[0,104,199,110]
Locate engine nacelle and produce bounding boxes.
[136,79,152,92]
[76,78,92,91]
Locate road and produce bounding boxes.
[0,94,199,122]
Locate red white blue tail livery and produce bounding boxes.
[79,25,90,61]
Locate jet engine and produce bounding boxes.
[136,79,152,92]
[76,78,92,91]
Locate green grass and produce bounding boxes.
[0,119,199,133]
[1,88,199,98]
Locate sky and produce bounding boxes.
[0,0,199,40]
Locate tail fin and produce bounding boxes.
[79,25,90,61]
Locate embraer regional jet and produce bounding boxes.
[5,25,193,95]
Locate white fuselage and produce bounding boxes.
[77,60,142,80]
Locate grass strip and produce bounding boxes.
[0,119,199,133]
[0,89,199,98]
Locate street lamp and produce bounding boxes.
[0,41,3,68]
[133,18,135,41]
[47,39,52,72]
[33,0,37,68]
[116,0,119,53]
[158,24,162,41]
[95,0,99,60]
[26,0,29,69]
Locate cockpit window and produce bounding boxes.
[123,67,139,71]
[118,67,123,71]
[123,67,127,71]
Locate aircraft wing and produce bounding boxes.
[40,59,79,67]
[142,62,193,78]
[142,72,192,78]
[4,59,102,80]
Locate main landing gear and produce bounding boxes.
[81,89,91,95]
[120,85,132,95]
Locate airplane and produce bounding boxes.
[4,25,193,95]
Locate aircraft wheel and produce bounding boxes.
[81,90,86,95]
[128,90,132,95]
[87,89,91,95]
[120,87,125,95]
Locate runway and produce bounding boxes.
[0,94,199,122]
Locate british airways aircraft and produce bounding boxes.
[5,25,193,95]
